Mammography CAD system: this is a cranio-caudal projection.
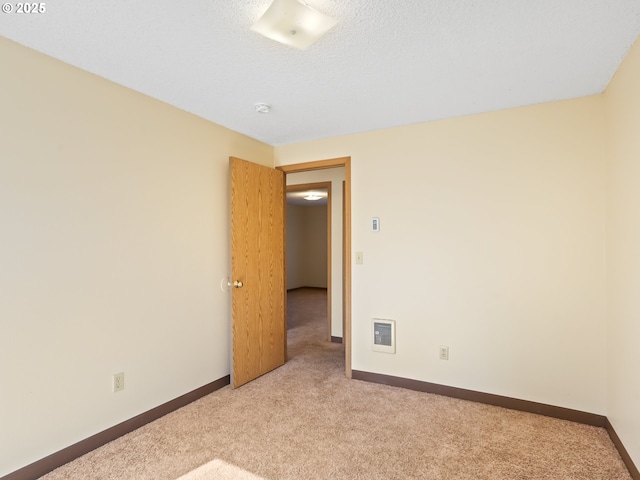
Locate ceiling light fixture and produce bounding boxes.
[303,193,323,201]
[251,0,338,50]
[254,102,271,113]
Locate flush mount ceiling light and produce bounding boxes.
[251,0,338,50]
[254,102,271,113]
[303,192,323,201]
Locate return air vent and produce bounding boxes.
[372,319,395,354]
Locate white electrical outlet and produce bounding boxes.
[113,372,125,392]
[439,346,449,361]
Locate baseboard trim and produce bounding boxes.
[2,375,230,480]
[331,336,343,344]
[606,418,640,479]
[352,370,639,478]
[353,370,605,425]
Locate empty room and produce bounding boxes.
[1,1,639,479]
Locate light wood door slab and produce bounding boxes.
[231,157,286,388]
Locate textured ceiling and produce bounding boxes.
[1,1,639,146]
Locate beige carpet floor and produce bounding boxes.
[41,288,631,479]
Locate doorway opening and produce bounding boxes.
[285,182,332,341]
[278,157,352,378]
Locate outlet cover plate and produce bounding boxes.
[113,372,125,392]
[439,346,449,361]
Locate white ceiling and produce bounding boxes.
[1,1,639,146]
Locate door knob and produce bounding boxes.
[233,280,244,288]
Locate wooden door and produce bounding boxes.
[230,157,286,388]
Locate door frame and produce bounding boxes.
[285,181,333,342]
[277,157,352,378]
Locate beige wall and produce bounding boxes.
[286,204,306,289]
[0,38,272,476]
[286,204,328,289]
[604,36,640,468]
[276,96,608,415]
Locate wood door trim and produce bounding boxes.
[326,185,332,343]
[278,157,352,379]
[286,181,332,192]
[278,157,350,173]
[286,181,332,341]
[342,180,346,349]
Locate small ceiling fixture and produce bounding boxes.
[303,192,323,201]
[251,0,338,50]
[254,103,271,113]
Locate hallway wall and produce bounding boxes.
[286,204,328,289]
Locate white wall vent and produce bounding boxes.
[372,319,395,353]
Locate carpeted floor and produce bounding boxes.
[41,288,631,479]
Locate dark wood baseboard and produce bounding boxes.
[352,370,638,478]
[2,375,230,480]
[352,370,605,426]
[331,336,343,344]
[606,418,640,479]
